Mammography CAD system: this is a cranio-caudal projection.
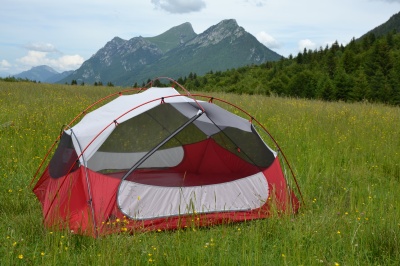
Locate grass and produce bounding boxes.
[0,81,399,265]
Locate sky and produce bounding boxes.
[1,0,400,76]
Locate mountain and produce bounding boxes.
[176,12,400,105]
[360,11,400,39]
[13,65,75,83]
[14,65,58,82]
[59,19,282,86]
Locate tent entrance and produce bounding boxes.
[114,120,270,220]
[85,100,276,220]
[105,138,263,187]
[117,171,269,220]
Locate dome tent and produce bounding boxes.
[32,78,302,237]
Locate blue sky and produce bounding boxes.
[1,0,399,76]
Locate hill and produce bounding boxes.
[13,66,74,83]
[59,19,281,86]
[360,11,400,39]
[14,65,58,82]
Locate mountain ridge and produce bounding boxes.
[13,65,59,82]
[14,13,400,85]
[12,65,74,83]
[59,19,281,86]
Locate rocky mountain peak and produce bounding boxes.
[186,19,245,48]
[59,19,281,86]
[145,22,197,53]
[93,36,162,67]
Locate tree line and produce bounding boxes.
[177,30,400,106]
[4,30,399,106]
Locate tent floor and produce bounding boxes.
[105,169,250,187]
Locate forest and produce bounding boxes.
[179,30,400,106]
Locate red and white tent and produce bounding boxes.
[32,79,301,237]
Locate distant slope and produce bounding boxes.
[59,19,282,86]
[360,11,400,39]
[14,65,58,82]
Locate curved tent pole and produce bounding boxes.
[31,81,193,186]
[30,88,143,187]
[38,125,99,237]
[32,79,303,207]
[191,94,305,207]
[70,94,198,167]
[48,94,205,228]
[56,94,204,182]
[252,118,305,207]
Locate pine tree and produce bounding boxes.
[325,49,337,79]
[342,49,358,74]
[334,66,353,101]
[319,75,334,101]
[352,69,369,101]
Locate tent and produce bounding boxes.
[32,78,302,237]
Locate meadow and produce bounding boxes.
[0,81,399,265]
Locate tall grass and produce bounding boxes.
[0,81,399,265]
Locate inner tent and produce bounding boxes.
[86,100,277,220]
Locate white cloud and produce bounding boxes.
[151,0,206,13]
[17,50,84,72]
[0,59,11,70]
[24,42,59,53]
[54,55,84,70]
[298,39,317,52]
[17,51,47,66]
[256,31,281,49]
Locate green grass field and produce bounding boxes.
[1,81,399,265]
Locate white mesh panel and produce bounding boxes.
[117,172,269,220]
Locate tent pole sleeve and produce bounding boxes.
[121,110,204,180]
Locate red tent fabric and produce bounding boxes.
[33,84,300,237]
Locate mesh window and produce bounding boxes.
[212,126,275,168]
[97,103,188,153]
[88,103,205,173]
[49,132,79,178]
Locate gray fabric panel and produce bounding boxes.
[195,102,251,132]
[170,102,251,136]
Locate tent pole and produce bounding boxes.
[70,129,99,238]
[120,111,204,181]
